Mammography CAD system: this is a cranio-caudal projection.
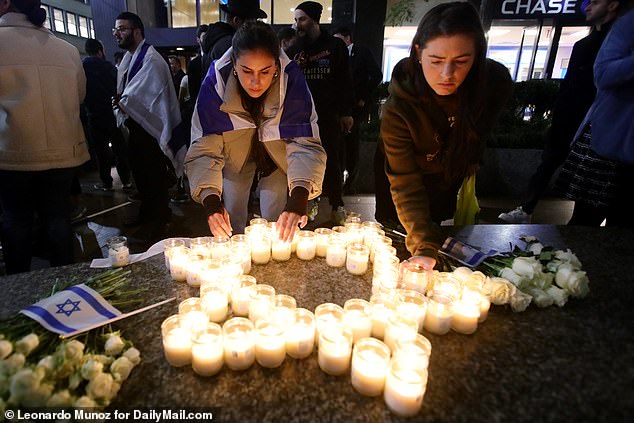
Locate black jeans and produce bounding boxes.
[318,115,344,209]
[0,167,76,274]
[373,145,399,223]
[126,119,170,221]
[88,116,130,186]
[339,106,365,191]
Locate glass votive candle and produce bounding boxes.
[384,359,428,417]
[231,275,257,317]
[451,299,480,335]
[314,303,344,345]
[317,325,353,376]
[271,238,292,261]
[164,239,186,268]
[250,217,268,227]
[370,293,398,339]
[372,275,400,296]
[351,337,391,397]
[199,258,225,289]
[384,313,419,351]
[169,247,191,282]
[222,317,255,371]
[396,289,428,332]
[400,260,431,294]
[326,237,347,267]
[370,235,393,263]
[373,254,400,280]
[106,236,129,268]
[230,237,252,274]
[185,254,207,288]
[221,257,243,292]
[423,291,455,335]
[314,227,332,257]
[393,334,432,371]
[285,308,315,359]
[345,211,361,222]
[190,236,212,259]
[191,323,224,376]
[200,284,229,323]
[250,235,271,265]
[248,284,275,323]
[210,235,231,259]
[373,244,398,266]
[344,222,364,245]
[295,230,317,260]
[178,297,208,332]
[161,315,192,367]
[343,299,372,343]
[272,294,297,328]
[330,226,348,244]
[346,243,370,275]
[433,273,462,299]
[255,318,287,368]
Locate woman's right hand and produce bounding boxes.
[207,209,233,237]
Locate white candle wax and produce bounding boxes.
[249,298,273,323]
[169,252,189,282]
[191,331,223,376]
[423,295,453,335]
[318,328,352,376]
[162,327,192,367]
[346,246,369,275]
[401,265,429,294]
[223,333,255,371]
[451,301,479,334]
[384,315,418,351]
[326,244,347,267]
[351,348,389,397]
[314,228,332,257]
[271,240,292,261]
[251,240,271,265]
[342,310,372,343]
[202,293,228,323]
[296,239,316,260]
[231,280,255,317]
[384,367,427,417]
[479,295,491,323]
[109,245,129,267]
[285,324,315,359]
[186,260,206,288]
[255,322,286,368]
[371,306,393,340]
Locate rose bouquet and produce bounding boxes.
[478,235,589,310]
[0,269,144,412]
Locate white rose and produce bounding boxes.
[528,242,544,255]
[105,334,125,356]
[530,271,554,290]
[500,267,526,288]
[62,340,85,364]
[0,340,13,360]
[21,383,53,408]
[520,235,539,243]
[74,395,97,408]
[91,354,115,366]
[110,356,133,382]
[4,353,25,375]
[512,256,542,279]
[14,333,39,356]
[545,285,568,307]
[484,277,517,305]
[555,266,590,298]
[123,347,141,366]
[509,290,532,312]
[108,381,121,402]
[81,358,104,381]
[36,355,55,378]
[465,271,487,289]
[526,287,554,308]
[546,259,563,273]
[47,389,75,407]
[451,267,473,284]
[86,371,114,400]
[9,367,52,407]
[554,249,582,269]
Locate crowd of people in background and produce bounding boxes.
[1,0,632,275]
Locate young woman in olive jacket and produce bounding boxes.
[380,2,512,269]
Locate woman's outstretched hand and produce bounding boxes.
[207,208,233,237]
[276,211,308,243]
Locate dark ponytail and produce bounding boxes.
[13,0,47,27]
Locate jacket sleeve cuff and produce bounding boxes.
[285,186,309,216]
[202,194,223,216]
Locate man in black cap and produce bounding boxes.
[201,0,267,76]
[289,1,355,225]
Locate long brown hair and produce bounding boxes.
[408,1,488,182]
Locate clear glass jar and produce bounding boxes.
[370,235,393,263]
[314,302,344,345]
[190,236,212,259]
[191,322,224,376]
[396,289,428,332]
[248,284,275,323]
[271,238,292,261]
[161,314,192,367]
[369,292,398,339]
[423,291,455,335]
[285,308,315,359]
[255,318,287,368]
[168,247,190,282]
[210,235,231,259]
[344,222,364,245]
[346,243,370,275]
[343,298,372,343]
[178,297,208,332]
[185,254,206,288]
[317,324,353,375]
[295,230,316,260]
[163,238,185,268]
[200,284,229,323]
[393,333,432,371]
[222,317,255,371]
[351,337,390,397]
[272,294,297,328]
[250,235,271,265]
[384,359,428,417]
[400,259,431,294]
[231,275,257,317]
[314,227,332,257]
[107,236,129,268]
[326,236,347,267]
[384,313,418,351]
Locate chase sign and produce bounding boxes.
[496,0,585,18]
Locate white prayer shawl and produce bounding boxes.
[116,40,185,176]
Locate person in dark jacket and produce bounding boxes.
[186,24,208,106]
[333,26,383,195]
[380,2,512,268]
[498,0,622,223]
[201,0,267,78]
[288,1,355,225]
[82,38,131,191]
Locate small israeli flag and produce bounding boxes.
[20,284,122,335]
[439,237,499,268]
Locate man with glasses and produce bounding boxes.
[112,12,185,240]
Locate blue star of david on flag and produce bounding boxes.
[20,284,121,335]
[56,298,82,317]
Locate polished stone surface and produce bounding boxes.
[2,224,631,422]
